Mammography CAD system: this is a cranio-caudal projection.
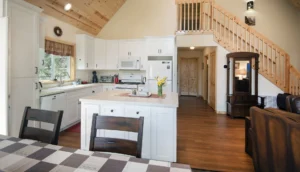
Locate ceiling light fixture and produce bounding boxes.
[64,3,72,11]
[190,46,195,50]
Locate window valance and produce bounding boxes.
[45,39,74,56]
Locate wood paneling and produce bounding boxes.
[25,0,127,35]
[59,96,254,171]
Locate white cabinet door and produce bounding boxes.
[106,40,119,70]
[125,106,151,159]
[151,107,176,162]
[86,36,94,70]
[9,3,39,78]
[81,104,100,150]
[146,38,174,56]
[102,85,114,92]
[76,35,87,70]
[94,39,106,69]
[76,34,94,70]
[118,40,130,57]
[65,99,78,128]
[9,78,39,137]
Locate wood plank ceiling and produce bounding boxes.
[289,0,300,9]
[25,0,127,35]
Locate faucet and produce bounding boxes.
[55,72,70,87]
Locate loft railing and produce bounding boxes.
[175,0,299,94]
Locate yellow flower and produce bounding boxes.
[156,76,167,86]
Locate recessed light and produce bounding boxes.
[64,3,72,11]
[190,47,195,50]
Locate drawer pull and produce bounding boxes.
[111,110,114,113]
[136,111,139,115]
[92,91,95,93]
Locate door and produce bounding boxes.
[209,52,216,110]
[94,39,106,69]
[151,107,176,162]
[106,40,119,69]
[188,58,198,96]
[180,58,198,96]
[9,4,39,78]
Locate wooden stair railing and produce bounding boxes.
[175,0,300,94]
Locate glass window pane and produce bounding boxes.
[39,53,52,80]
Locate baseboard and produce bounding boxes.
[216,111,227,115]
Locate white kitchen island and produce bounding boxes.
[79,90,178,162]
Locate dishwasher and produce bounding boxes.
[40,93,67,131]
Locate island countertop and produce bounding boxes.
[79,90,179,108]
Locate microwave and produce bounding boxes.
[119,57,141,70]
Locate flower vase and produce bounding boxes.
[158,85,163,97]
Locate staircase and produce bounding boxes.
[175,0,300,94]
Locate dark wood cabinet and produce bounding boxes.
[226,52,259,118]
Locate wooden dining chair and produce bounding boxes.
[89,114,144,158]
[19,106,63,145]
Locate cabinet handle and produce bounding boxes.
[42,60,44,66]
[158,49,159,53]
[86,63,88,68]
[136,111,139,115]
[35,67,38,74]
[92,91,95,93]
[111,109,114,113]
[35,83,38,90]
[52,96,56,100]
[96,64,98,68]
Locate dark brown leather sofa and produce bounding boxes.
[250,107,300,172]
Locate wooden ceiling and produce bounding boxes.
[25,0,127,35]
[289,0,300,10]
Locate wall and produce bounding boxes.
[215,0,300,70]
[177,49,203,96]
[98,0,300,70]
[41,14,90,81]
[0,0,3,17]
[97,0,177,39]
[177,34,283,113]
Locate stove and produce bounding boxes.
[114,73,145,91]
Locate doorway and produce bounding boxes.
[180,58,198,96]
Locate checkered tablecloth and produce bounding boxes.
[0,135,191,172]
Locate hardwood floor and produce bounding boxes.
[177,96,254,172]
[58,96,254,172]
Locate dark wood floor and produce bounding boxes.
[177,96,254,171]
[59,96,254,172]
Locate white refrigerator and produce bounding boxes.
[147,60,173,93]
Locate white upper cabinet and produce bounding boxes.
[94,38,106,70]
[146,38,175,56]
[76,34,94,70]
[119,40,146,70]
[106,40,119,70]
[8,2,40,78]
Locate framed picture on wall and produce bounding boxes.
[245,16,256,26]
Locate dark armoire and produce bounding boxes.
[226,52,259,118]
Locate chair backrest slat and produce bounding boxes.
[95,116,139,132]
[19,106,63,145]
[90,114,144,158]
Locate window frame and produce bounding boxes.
[40,37,76,84]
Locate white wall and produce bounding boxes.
[177,34,283,113]
[215,0,300,70]
[177,50,203,96]
[41,14,90,81]
[98,0,300,70]
[0,0,3,17]
[97,0,177,39]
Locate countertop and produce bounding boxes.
[40,83,114,97]
[79,90,179,108]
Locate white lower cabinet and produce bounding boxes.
[151,107,176,162]
[81,102,177,162]
[125,106,151,159]
[81,104,100,150]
